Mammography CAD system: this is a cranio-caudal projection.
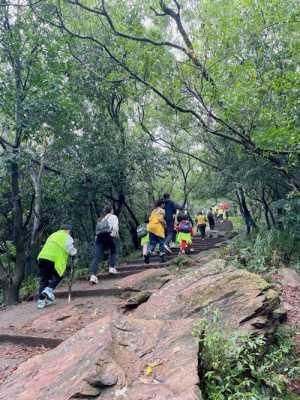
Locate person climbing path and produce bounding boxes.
[207,208,215,231]
[176,211,194,254]
[144,199,166,264]
[163,193,180,253]
[89,205,119,284]
[196,210,208,239]
[36,224,77,309]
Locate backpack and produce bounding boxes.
[178,221,191,233]
[96,216,112,236]
[137,223,148,239]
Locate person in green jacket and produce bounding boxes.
[37,224,77,309]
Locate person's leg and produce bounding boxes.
[148,233,158,254]
[200,225,205,239]
[108,238,118,274]
[38,259,52,300]
[89,239,104,283]
[181,240,187,253]
[38,260,60,305]
[164,222,173,248]
[49,268,63,291]
[158,237,166,262]
[142,243,148,256]
[203,225,206,238]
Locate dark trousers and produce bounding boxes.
[198,224,206,239]
[38,259,62,300]
[208,219,215,230]
[90,234,117,275]
[148,232,165,255]
[165,219,174,246]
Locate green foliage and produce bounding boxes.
[225,226,300,274]
[20,275,38,301]
[193,313,299,400]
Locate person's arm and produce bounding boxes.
[65,236,77,256]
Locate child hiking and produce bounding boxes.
[37,224,77,309]
[176,212,193,254]
[137,216,150,257]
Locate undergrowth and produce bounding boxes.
[193,312,299,400]
[221,229,300,274]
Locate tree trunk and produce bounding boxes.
[3,281,20,305]
[11,160,26,303]
[261,188,271,229]
[236,188,256,234]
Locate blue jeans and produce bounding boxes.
[90,234,117,275]
[148,232,165,255]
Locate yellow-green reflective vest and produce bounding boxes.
[38,230,69,277]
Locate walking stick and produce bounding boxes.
[68,256,76,304]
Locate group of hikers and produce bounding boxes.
[36,194,228,309]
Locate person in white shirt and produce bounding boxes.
[89,205,119,284]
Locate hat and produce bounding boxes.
[60,223,72,231]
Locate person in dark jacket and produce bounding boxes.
[163,193,180,252]
[207,208,215,230]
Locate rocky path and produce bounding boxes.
[0,223,231,389]
[0,221,291,399]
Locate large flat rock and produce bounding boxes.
[134,259,281,334]
[0,315,200,400]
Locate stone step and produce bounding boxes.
[0,333,62,348]
[56,287,138,299]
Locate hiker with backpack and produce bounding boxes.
[36,224,77,309]
[176,212,193,254]
[89,205,119,284]
[196,210,208,239]
[144,199,166,264]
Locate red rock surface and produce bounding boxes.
[0,315,200,400]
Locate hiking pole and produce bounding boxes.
[68,256,76,304]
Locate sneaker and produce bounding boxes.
[42,287,55,302]
[164,244,172,254]
[109,267,118,274]
[89,274,98,284]
[37,299,46,309]
[144,254,150,264]
[45,298,54,307]
[190,248,195,252]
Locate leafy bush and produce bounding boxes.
[20,275,39,301]
[225,227,300,274]
[193,312,299,400]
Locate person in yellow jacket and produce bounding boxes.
[37,224,77,309]
[144,199,166,264]
[195,211,208,239]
